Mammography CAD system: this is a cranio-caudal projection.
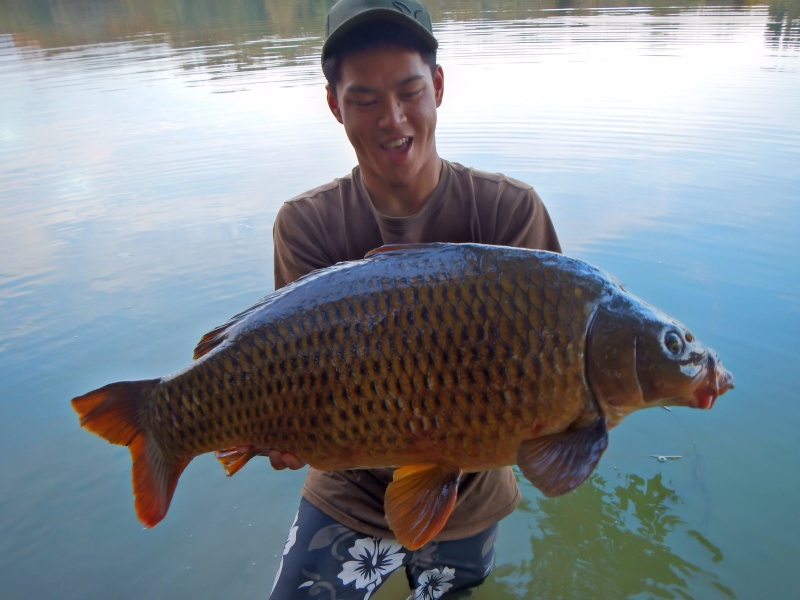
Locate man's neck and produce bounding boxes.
[361,158,444,218]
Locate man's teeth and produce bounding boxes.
[384,137,409,148]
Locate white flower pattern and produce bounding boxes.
[270,504,495,598]
[337,537,407,599]
[413,567,456,600]
[270,511,300,595]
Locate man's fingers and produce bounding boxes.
[267,450,306,471]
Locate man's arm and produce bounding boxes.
[463,166,561,253]
[510,189,561,253]
[273,200,336,290]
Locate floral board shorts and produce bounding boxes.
[270,498,497,600]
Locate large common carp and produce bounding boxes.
[72,243,733,549]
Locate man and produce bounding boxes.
[269,1,560,598]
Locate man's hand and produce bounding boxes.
[267,450,306,470]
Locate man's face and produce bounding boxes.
[327,47,444,196]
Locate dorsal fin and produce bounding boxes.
[194,325,229,359]
[194,316,249,360]
[198,244,445,358]
[365,243,442,258]
[193,263,342,360]
[193,297,274,359]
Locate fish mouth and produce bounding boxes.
[693,356,734,409]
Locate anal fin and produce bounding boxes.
[385,464,462,550]
[517,417,608,497]
[215,445,271,476]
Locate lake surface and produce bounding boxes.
[1,1,798,598]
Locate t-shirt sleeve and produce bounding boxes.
[505,188,562,253]
[468,168,562,253]
[273,200,334,289]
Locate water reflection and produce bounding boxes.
[2,0,330,88]
[766,0,800,48]
[495,473,736,599]
[1,1,799,598]
[2,0,798,88]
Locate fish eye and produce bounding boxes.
[664,331,684,355]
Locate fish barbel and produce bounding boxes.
[71,243,733,549]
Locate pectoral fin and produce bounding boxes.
[517,417,608,497]
[385,464,462,550]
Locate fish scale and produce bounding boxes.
[72,242,733,549]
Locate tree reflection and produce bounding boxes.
[493,473,736,599]
[766,0,800,49]
[1,0,796,93]
[1,0,798,53]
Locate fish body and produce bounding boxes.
[72,243,733,549]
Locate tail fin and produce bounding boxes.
[71,380,189,528]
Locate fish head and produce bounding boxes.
[587,296,734,427]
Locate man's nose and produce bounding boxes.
[378,97,406,128]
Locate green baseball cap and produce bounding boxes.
[322,0,438,62]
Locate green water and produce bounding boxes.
[1,1,798,598]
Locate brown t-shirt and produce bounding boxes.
[272,159,561,541]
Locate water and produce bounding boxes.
[1,1,798,598]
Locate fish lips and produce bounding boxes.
[693,354,734,409]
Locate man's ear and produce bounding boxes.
[326,85,343,124]
[434,65,444,108]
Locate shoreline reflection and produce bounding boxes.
[2,0,797,77]
[495,472,736,599]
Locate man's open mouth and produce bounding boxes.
[381,137,412,151]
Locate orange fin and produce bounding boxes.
[215,445,271,476]
[194,324,230,359]
[194,308,257,359]
[71,380,190,528]
[193,294,278,359]
[516,417,608,497]
[364,243,442,258]
[385,464,462,550]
